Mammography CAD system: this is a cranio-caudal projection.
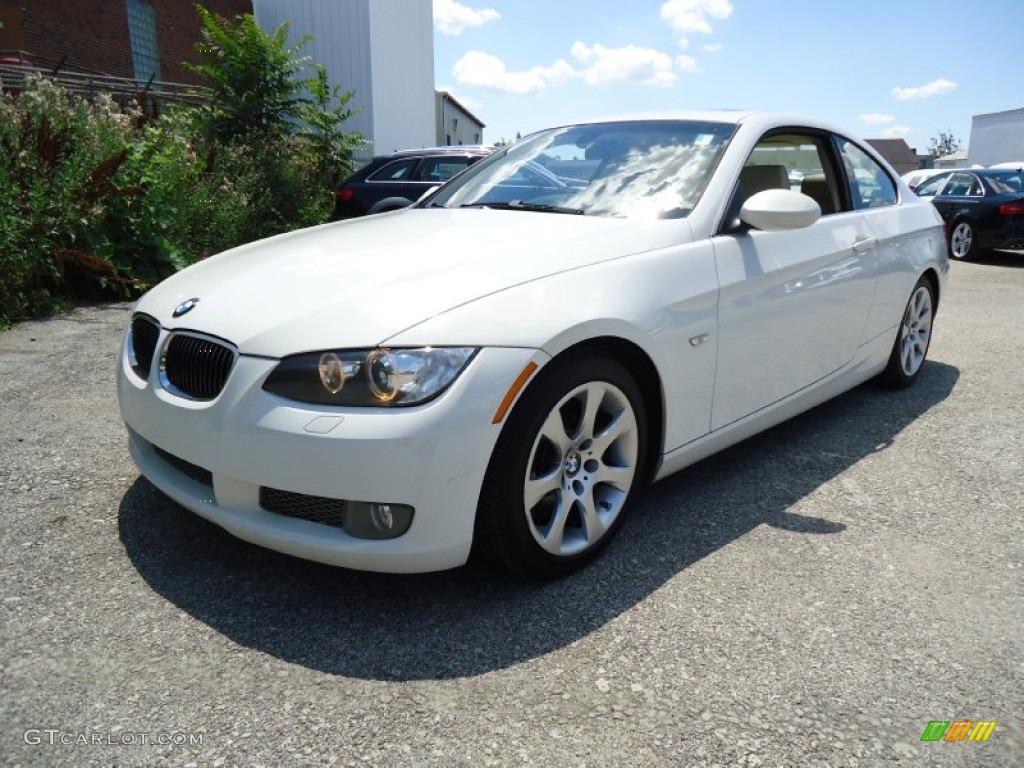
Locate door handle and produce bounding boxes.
[852,236,878,253]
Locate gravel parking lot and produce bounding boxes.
[1,254,1021,767]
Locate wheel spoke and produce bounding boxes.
[589,408,635,456]
[577,383,606,441]
[578,491,606,545]
[911,292,924,318]
[916,308,933,333]
[592,461,634,492]
[524,467,561,509]
[537,408,573,456]
[539,496,570,553]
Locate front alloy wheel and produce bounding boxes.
[524,381,639,557]
[475,353,647,577]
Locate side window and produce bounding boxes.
[941,172,974,197]
[368,159,418,182]
[415,157,471,182]
[915,173,949,196]
[967,175,984,196]
[740,133,840,215]
[837,138,897,209]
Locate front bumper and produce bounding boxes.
[117,330,544,573]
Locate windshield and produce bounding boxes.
[425,120,736,219]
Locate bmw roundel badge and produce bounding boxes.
[172,297,200,318]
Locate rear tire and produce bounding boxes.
[948,220,977,260]
[878,276,935,389]
[474,352,647,578]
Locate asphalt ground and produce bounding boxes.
[1,253,1021,767]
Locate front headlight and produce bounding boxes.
[262,347,478,406]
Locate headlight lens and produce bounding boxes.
[263,347,478,406]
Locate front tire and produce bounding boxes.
[474,353,647,578]
[879,276,935,389]
[948,219,977,260]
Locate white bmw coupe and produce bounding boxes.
[117,112,948,577]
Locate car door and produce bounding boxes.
[358,157,421,209]
[927,171,984,222]
[911,171,953,201]
[709,130,879,430]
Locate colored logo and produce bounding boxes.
[920,720,997,742]
[172,298,200,318]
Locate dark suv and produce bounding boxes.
[332,146,493,220]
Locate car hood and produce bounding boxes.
[137,209,690,357]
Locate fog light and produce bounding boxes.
[344,501,414,539]
[371,503,394,530]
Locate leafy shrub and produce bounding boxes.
[1,86,356,325]
[0,78,140,324]
[0,6,363,328]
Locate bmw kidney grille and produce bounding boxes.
[160,332,237,400]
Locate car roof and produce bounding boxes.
[932,168,1022,177]
[531,110,868,141]
[384,146,494,158]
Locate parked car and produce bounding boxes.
[118,112,947,577]
[331,146,493,219]
[913,168,1024,259]
[901,168,948,192]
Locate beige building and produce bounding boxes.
[436,90,486,146]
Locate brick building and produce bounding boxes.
[0,0,251,85]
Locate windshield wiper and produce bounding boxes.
[459,200,586,215]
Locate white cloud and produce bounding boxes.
[660,0,733,35]
[881,125,912,139]
[702,43,724,53]
[452,51,573,95]
[433,0,500,36]
[675,54,701,74]
[860,113,895,126]
[453,42,693,94]
[571,42,678,87]
[891,77,957,101]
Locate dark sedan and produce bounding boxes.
[915,168,1024,260]
[331,146,492,220]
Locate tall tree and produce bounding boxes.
[186,5,312,139]
[928,131,962,159]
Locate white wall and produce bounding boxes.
[968,108,1024,167]
[252,0,434,159]
[367,0,434,153]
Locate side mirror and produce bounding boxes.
[740,189,821,231]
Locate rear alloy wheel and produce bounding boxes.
[879,276,935,388]
[475,353,647,577]
[948,220,977,260]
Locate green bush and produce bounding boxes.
[0,78,351,327]
[0,78,138,324]
[0,5,364,328]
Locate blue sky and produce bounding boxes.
[432,0,1021,153]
